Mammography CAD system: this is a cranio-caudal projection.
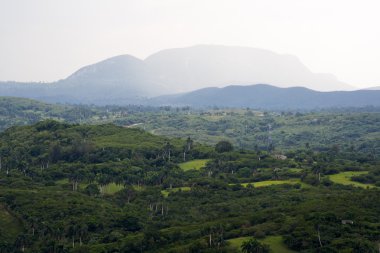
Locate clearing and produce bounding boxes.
[101,183,125,194]
[227,235,296,253]
[231,179,308,188]
[179,159,210,171]
[329,171,375,188]
[161,186,191,197]
[0,204,23,242]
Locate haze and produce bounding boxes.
[1,0,380,89]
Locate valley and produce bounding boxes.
[0,111,378,252]
[2,1,380,252]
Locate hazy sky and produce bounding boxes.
[1,0,379,88]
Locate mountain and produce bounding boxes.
[56,55,168,101]
[150,84,380,109]
[4,55,170,104]
[145,45,352,92]
[0,45,355,104]
[0,55,168,104]
[363,86,380,90]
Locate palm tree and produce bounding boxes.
[186,137,193,151]
[241,238,270,253]
[163,141,174,162]
[272,168,280,180]
[312,164,322,182]
[78,223,88,246]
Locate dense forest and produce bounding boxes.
[2,1,380,252]
[1,97,379,156]
[0,117,379,252]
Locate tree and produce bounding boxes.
[272,168,280,180]
[119,216,141,232]
[215,141,233,153]
[183,137,193,161]
[186,137,193,151]
[84,184,100,196]
[119,185,136,204]
[77,223,88,246]
[312,164,322,182]
[163,142,174,162]
[241,238,270,253]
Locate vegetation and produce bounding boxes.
[0,101,379,252]
[1,97,379,157]
[0,204,23,245]
[161,187,191,198]
[236,179,307,188]
[102,183,125,195]
[329,171,376,188]
[178,159,210,171]
[241,238,270,253]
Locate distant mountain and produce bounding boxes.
[363,86,380,90]
[0,45,355,104]
[145,45,352,92]
[59,55,168,98]
[150,84,380,109]
[0,55,168,104]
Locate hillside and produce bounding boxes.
[1,97,379,157]
[151,84,380,109]
[0,120,379,252]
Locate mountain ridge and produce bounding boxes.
[0,45,362,105]
[150,84,380,109]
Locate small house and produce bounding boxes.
[341,220,354,225]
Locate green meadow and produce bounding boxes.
[101,182,125,194]
[161,186,191,197]
[179,159,210,171]
[231,179,308,188]
[228,235,296,253]
[329,171,375,188]
[0,204,23,242]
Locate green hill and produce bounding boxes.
[0,120,379,252]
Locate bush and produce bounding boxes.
[84,184,100,196]
[254,230,266,239]
[215,141,234,153]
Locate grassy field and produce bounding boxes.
[227,235,296,253]
[329,171,375,188]
[101,183,125,194]
[132,185,145,191]
[56,179,125,194]
[231,179,308,188]
[55,178,90,189]
[0,204,23,242]
[161,186,191,197]
[228,236,251,249]
[179,159,210,171]
[55,178,69,185]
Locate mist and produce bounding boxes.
[1,0,380,89]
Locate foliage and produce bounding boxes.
[178,159,210,171]
[241,238,270,253]
[215,140,234,153]
[0,110,378,252]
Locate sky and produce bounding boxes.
[0,0,379,88]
